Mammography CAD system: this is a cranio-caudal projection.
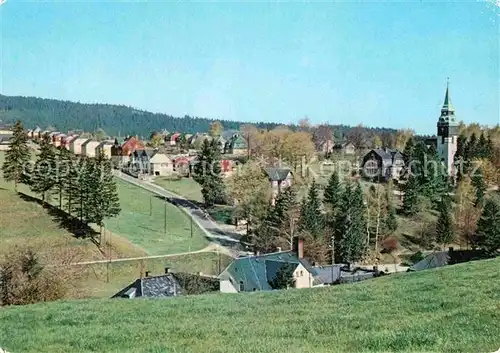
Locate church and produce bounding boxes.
[436,80,459,175]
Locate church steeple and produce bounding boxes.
[441,78,454,113]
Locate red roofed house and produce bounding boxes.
[111,136,145,167]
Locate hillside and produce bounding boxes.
[0,94,397,137]
[0,258,499,353]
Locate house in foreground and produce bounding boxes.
[219,238,317,293]
[112,268,219,299]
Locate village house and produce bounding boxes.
[31,127,41,140]
[409,248,486,272]
[0,124,12,151]
[149,151,174,176]
[166,132,182,146]
[70,137,92,155]
[361,148,405,181]
[96,140,115,159]
[81,139,101,158]
[219,238,316,293]
[61,135,79,150]
[316,139,335,153]
[0,123,12,135]
[264,167,292,205]
[225,134,248,155]
[112,268,218,299]
[332,141,356,155]
[111,136,145,167]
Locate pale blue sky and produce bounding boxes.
[0,1,498,134]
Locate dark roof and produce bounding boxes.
[112,273,183,299]
[0,133,12,144]
[141,275,182,297]
[314,265,342,284]
[264,168,291,181]
[410,249,486,271]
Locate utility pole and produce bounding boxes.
[164,196,167,235]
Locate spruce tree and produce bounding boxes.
[435,197,455,249]
[30,134,57,204]
[298,180,323,238]
[1,120,31,191]
[64,154,81,219]
[402,175,420,216]
[403,137,415,164]
[384,182,398,235]
[476,198,500,256]
[193,139,225,207]
[334,183,368,264]
[323,171,342,212]
[466,133,478,160]
[471,167,487,207]
[54,146,72,209]
[299,180,324,238]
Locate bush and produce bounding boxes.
[0,247,79,306]
[410,251,425,264]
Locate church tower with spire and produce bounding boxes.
[436,79,459,175]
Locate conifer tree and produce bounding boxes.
[402,175,420,216]
[334,183,368,264]
[64,154,81,219]
[471,167,487,207]
[323,170,342,212]
[466,133,478,160]
[54,146,72,209]
[476,198,500,256]
[1,121,31,192]
[403,137,415,164]
[193,139,225,207]
[436,197,455,249]
[385,182,398,235]
[478,133,488,159]
[30,134,57,204]
[298,180,323,238]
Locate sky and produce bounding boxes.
[0,1,498,134]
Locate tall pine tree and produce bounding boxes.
[435,197,455,249]
[1,121,31,191]
[476,198,500,256]
[334,183,368,264]
[471,167,487,207]
[402,175,420,216]
[30,134,57,204]
[323,171,342,212]
[298,180,323,238]
[193,139,225,207]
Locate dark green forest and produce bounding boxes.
[0,94,396,138]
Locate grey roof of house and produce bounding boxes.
[0,133,13,144]
[410,249,485,271]
[141,275,182,298]
[112,274,183,299]
[314,265,342,284]
[264,168,291,181]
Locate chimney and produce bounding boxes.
[293,237,304,259]
[276,247,282,253]
[145,271,149,277]
[165,267,170,274]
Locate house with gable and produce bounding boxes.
[219,238,316,293]
[70,137,92,155]
[361,148,405,181]
[111,136,145,167]
[264,167,293,205]
[112,267,219,299]
[81,139,101,158]
[225,134,248,155]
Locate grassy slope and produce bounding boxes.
[154,176,204,203]
[76,252,232,298]
[104,179,208,255]
[1,258,499,353]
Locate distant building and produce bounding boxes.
[111,136,145,167]
[81,139,101,158]
[70,137,92,155]
[264,167,292,205]
[96,140,114,159]
[332,141,355,155]
[225,134,248,155]
[409,248,485,272]
[437,81,459,175]
[361,148,405,181]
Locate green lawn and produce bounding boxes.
[74,252,232,298]
[154,176,203,203]
[0,258,498,353]
[104,180,209,255]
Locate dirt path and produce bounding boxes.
[70,243,231,266]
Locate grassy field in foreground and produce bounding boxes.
[154,176,203,203]
[75,252,232,298]
[1,258,499,353]
[104,180,209,255]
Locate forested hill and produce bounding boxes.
[0,94,396,137]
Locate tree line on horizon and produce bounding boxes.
[0,94,397,139]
